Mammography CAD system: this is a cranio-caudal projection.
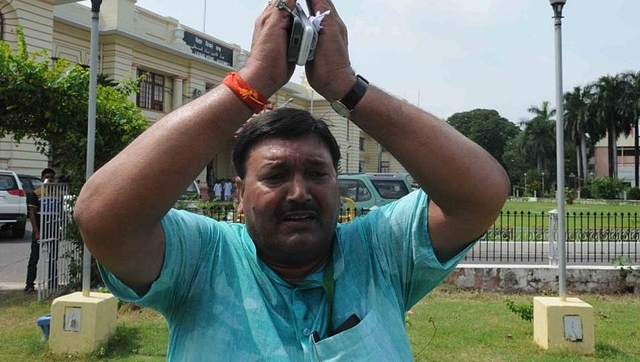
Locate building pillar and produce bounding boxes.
[172,77,185,111]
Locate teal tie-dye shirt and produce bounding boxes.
[99,190,473,361]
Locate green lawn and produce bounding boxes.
[2,287,639,361]
[408,287,640,362]
[0,291,168,361]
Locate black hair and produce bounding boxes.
[41,168,55,177]
[232,108,341,178]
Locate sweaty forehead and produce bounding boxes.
[247,136,333,167]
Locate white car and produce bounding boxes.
[0,170,28,238]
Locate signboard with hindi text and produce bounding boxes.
[183,31,233,67]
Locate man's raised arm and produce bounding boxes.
[304,0,510,262]
[73,1,297,294]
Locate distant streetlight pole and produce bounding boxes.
[541,172,545,196]
[550,0,567,301]
[524,172,528,195]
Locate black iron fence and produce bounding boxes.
[468,211,639,265]
[195,206,639,266]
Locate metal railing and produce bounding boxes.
[467,210,640,265]
[198,207,639,266]
[37,183,81,301]
[34,194,637,300]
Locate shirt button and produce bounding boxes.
[302,328,311,336]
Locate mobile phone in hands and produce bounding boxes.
[286,3,318,66]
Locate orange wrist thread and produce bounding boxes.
[222,72,271,114]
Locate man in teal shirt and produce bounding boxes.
[77,0,510,360]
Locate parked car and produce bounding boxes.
[338,173,413,212]
[17,174,43,194]
[0,170,28,238]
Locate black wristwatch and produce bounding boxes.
[330,75,369,118]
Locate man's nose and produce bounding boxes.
[287,174,311,202]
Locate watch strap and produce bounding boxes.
[338,75,369,112]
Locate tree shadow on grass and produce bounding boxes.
[90,325,143,359]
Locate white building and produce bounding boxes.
[2,0,397,188]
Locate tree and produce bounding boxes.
[586,74,634,179]
[447,109,520,171]
[0,27,147,191]
[618,71,640,186]
[564,86,591,189]
[522,101,556,172]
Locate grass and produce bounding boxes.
[0,291,167,361]
[407,286,640,361]
[2,287,639,361]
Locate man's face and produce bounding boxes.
[42,173,55,183]
[237,135,340,267]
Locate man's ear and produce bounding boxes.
[235,176,245,213]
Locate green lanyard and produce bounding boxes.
[296,256,335,334]
[322,256,335,333]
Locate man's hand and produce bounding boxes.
[240,0,298,97]
[303,0,356,101]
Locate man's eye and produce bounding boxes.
[309,171,329,178]
[264,174,284,181]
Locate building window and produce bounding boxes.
[359,161,366,173]
[0,12,4,41]
[359,137,365,151]
[137,70,165,111]
[617,148,637,157]
[380,161,390,173]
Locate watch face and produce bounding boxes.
[331,101,350,118]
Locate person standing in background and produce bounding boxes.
[24,168,56,293]
[223,179,233,201]
[213,179,222,201]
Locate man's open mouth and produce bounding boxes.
[282,211,316,222]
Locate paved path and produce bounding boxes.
[0,224,32,291]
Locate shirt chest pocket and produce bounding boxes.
[310,310,411,361]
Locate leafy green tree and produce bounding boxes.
[1,28,148,288]
[502,133,529,195]
[447,109,520,171]
[0,27,147,191]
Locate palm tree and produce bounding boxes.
[587,74,634,179]
[564,86,590,188]
[618,71,640,186]
[522,101,556,172]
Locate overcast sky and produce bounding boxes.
[82,0,640,124]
